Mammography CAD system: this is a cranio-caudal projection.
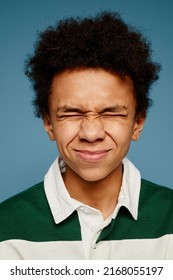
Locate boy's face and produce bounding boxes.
[44,69,144,182]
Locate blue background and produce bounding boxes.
[0,0,173,203]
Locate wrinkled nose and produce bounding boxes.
[78,117,105,142]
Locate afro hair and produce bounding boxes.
[25,11,161,118]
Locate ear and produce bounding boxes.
[131,114,145,141]
[43,114,55,141]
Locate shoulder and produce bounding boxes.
[141,179,173,199]
[0,182,49,226]
[139,179,173,221]
[0,182,45,212]
[0,182,52,242]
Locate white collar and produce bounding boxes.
[44,156,141,224]
[115,157,141,220]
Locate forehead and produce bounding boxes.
[50,69,135,110]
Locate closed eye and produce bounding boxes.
[56,114,84,120]
[101,113,128,118]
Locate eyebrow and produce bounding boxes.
[56,105,128,114]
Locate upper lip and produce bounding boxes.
[74,150,111,154]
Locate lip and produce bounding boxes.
[74,149,110,162]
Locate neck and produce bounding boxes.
[63,164,123,219]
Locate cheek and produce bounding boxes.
[53,123,80,147]
[105,122,134,144]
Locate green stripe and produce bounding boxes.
[0,182,81,242]
[98,180,173,241]
[0,180,172,243]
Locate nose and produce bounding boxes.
[78,117,105,142]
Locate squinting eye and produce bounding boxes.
[102,114,127,118]
[57,114,83,119]
[65,115,83,118]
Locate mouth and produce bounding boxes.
[74,149,111,162]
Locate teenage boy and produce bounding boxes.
[0,12,172,259]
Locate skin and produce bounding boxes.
[44,68,145,219]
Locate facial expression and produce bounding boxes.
[44,69,145,183]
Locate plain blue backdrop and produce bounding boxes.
[0,0,173,203]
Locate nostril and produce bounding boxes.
[79,136,104,143]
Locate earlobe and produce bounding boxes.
[43,115,55,141]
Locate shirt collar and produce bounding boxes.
[44,156,141,224]
[44,157,77,223]
[114,157,141,220]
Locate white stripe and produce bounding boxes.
[0,234,172,260]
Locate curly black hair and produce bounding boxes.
[25,11,161,118]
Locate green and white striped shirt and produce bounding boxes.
[0,157,173,259]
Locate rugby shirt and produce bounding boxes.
[0,157,173,259]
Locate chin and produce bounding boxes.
[77,169,110,183]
